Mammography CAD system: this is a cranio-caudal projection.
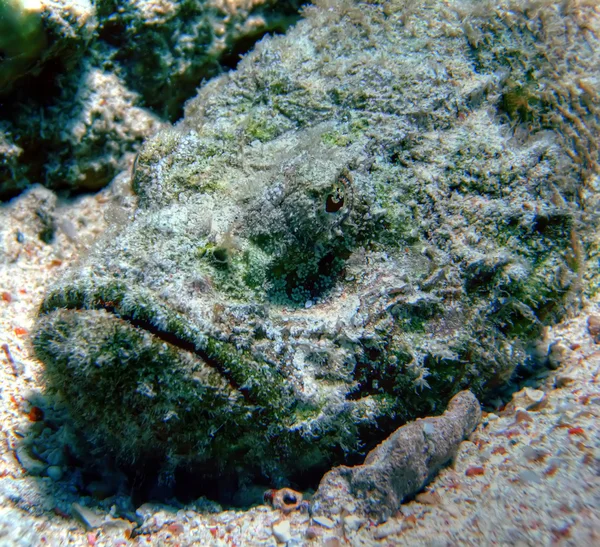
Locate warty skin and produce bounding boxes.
[34,0,599,485]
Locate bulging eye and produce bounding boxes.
[325,169,353,214]
[325,186,345,212]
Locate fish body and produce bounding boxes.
[34,0,600,483]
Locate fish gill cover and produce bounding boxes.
[33,0,600,487]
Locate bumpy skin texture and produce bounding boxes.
[34,0,600,484]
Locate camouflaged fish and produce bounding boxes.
[34,0,600,485]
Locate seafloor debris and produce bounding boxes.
[311,390,481,522]
[264,487,304,514]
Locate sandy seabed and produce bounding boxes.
[0,183,598,546]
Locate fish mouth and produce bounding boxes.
[33,280,396,482]
[36,280,288,408]
[43,284,245,395]
[33,280,301,471]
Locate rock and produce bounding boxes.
[311,391,481,522]
[555,373,576,388]
[46,465,63,481]
[0,0,301,198]
[270,488,303,513]
[343,515,365,532]
[0,0,95,94]
[548,341,572,370]
[33,0,599,488]
[94,0,302,122]
[272,519,291,543]
[588,315,600,340]
[100,517,134,536]
[15,445,46,476]
[313,516,335,529]
[510,388,548,412]
[305,526,320,539]
[71,502,135,535]
[415,491,441,505]
[71,503,104,530]
[0,0,46,92]
[373,522,404,540]
[0,0,98,197]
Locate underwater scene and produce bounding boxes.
[0,0,599,544]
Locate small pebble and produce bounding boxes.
[465,466,485,477]
[518,469,542,484]
[587,315,600,337]
[272,520,291,543]
[373,522,403,540]
[313,515,335,529]
[28,406,44,422]
[15,445,46,476]
[555,373,576,388]
[522,446,547,463]
[523,388,546,408]
[100,518,134,536]
[71,503,104,530]
[47,465,63,481]
[415,491,441,505]
[548,341,571,369]
[343,515,365,532]
[305,526,320,539]
[515,409,533,423]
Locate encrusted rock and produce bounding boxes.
[0,0,301,198]
[266,488,303,513]
[311,391,481,522]
[0,0,95,94]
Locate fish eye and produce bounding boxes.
[325,169,354,214]
[325,186,345,213]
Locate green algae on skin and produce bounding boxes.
[34,0,600,485]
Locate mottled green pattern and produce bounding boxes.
[34,0,599,483]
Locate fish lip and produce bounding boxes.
[38,280,292,411]
[37,280,257,402]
